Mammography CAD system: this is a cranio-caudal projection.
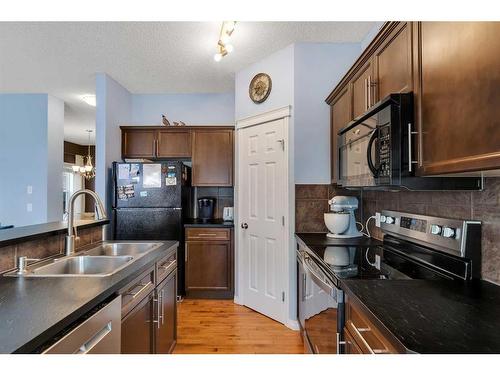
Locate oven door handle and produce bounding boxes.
[303,256,337,298]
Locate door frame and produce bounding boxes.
[234,105,298,330]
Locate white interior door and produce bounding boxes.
[238,118,286,324]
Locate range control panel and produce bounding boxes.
[380,210,481,258]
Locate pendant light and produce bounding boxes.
[72,130,95,180]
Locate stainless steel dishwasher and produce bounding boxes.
[42,296,121,354]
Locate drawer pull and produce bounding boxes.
[349,321,389,354]
[196,233,218,236]
[124,282,152,299]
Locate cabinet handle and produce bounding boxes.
[368,75,372,108]
[156,139,159,156]
[161,289,165,326]
[197,233,217,237]
[185,243,188,263]
[407,123,419,173]
[348,321,389,354]
[124,282,152,299]
[302,273,306,302]
[365,78,368,110]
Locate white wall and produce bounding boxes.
[235,44,295,121]
[95,73,132,237]
[131,93,234,125]
[294,43,362,183]
[0,94,64,227]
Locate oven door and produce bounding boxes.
[338,115,378,188]
[299,251,343,354]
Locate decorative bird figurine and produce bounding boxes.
[173,121,180,126]
[162,114,171,127]
[179,121,186,127]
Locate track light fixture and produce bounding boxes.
[214,21,236,62]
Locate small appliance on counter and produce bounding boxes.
[197,198,215,220]
[222,206,234,221]
[324,196,363,238]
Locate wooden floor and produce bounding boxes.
[173,299,304,354]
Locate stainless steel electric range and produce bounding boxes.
[296,210,481,354]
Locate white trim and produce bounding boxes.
[285,319,300,331]
[235,105,295,329]
[236,105,291,129]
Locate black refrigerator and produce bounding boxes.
[112,161,191,295]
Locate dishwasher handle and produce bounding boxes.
[303,255,338,299]
[76,322,112,354]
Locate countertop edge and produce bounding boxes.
[8,241,178,354]
[0,219,110,248]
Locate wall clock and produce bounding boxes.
[249,73,272,104]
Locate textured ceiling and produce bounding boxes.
[0,22,375,144]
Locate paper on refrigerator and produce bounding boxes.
[142,164,162,188]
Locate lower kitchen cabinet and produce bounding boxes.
[121,292,155,354]
[344,294,402,354]
[155,270,177,354]
[185,227,234,299]
[120,254,177,354]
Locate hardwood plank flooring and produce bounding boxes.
[173,299,304,354]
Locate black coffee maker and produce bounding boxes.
[197,198,215,220]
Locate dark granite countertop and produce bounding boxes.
[341,279,500,353]
[296,232,382,248]
[184,218,234,228]
[0,240,178,354]
[0,219,109,248]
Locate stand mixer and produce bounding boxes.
[324,196,363,238]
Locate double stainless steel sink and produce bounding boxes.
[5,242,163,278]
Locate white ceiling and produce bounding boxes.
[0,22,375,144]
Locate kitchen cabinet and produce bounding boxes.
[121,292,154,354]
[372,22,413,100]
[330,85,352,183]
[351,60,374,119]
[192,129,234,186]
[157,129,191,158]
[122,129,157,159]
[185,227,233,299]
[416,22,500,174]
[120,253,177,354]
[155,270,177,354]
[327,21,500,178]
[120,126,234,186]
[344,294,402,354]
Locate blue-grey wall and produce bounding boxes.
[235,44,295,121]
[0,94,63,227]
[294,43,362,183]
[131,93,234,125]
[95,73,132,236]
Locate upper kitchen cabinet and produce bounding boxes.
[122,128,157,159]
[351,60,374,119]
[121,127,192,159]
[191,129,234,186]
[372,22,413,100]
[156,129,191,158]
[416,22,500,174]
[330,85,352,183]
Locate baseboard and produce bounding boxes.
[233,295,243,305]
[285,318,300,331]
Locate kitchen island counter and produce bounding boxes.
[0,240,178,354]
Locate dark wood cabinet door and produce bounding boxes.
[330,85,352,183]
[121,293,154,354]
[351,60,374,119]
[192,129,233,186]
[157,130,191,158]
[122,129,156,158]
[344,329,364,354]
[155,271,177,354]
[186,241,232,296]
[418,22,500,174]
[373,22,413,101]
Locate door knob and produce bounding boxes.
[241,223,248,229]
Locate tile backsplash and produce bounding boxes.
[0,225,104,274]
[295,178,500,284]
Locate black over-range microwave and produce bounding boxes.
[337,93,482,190]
